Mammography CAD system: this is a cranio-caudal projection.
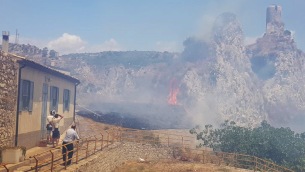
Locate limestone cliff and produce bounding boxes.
[247,5,305,129]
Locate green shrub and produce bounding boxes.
[190,120,305,171]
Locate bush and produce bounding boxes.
[190,120,305,171]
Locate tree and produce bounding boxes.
[42,47,48,57]
[49,50,57,58]
[190,120,305,171]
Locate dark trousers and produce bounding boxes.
[62,141,74,165]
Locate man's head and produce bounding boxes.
[54,114,59,118]
[71,125,76,130]
[50,110,56,116]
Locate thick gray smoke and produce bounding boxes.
[74,3,305,132]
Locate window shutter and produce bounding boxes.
[63,90,66,112]
[50,86,53,112]
[67,90,70,111]
[63,89,70,112]
[29,81,34,112]
[56,87,59,112]
[18,80,23,111]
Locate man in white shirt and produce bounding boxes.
[46,110,55,144]
[51,113,64,147]
[62,125,80,166]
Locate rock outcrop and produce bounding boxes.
[179,13,267,127]
[246,5,305,128]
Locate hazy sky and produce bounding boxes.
[1,0,304,54]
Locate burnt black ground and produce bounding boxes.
[77,104,190,130]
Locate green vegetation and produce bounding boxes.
[190,120,305,171]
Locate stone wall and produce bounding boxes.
[76,142,173,172]
[0,51,18,146]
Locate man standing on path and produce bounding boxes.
[46,110,55,144]
[62,125,80,166]
[52,113,64,147]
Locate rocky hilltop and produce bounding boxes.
[7,5,305,130]
[247,5,305,129]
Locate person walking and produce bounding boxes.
[62,125,80,166]
[51,113,64,148]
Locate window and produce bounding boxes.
[19,80,34,111]
[50,86,59,112]
[63,89,70,112]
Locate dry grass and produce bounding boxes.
[113,160,250,172]
[76,116,252,172]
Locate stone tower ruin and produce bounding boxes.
[266,5,284,35]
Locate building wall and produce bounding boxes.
[0,51,78,148]
[17,63,76,148]
[0,51,18,147]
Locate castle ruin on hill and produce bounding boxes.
[266,4,293,40]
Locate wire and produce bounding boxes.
[75,115,81,138]
[76,104,101,116]
[75,104,101,138]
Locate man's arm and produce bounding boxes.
[74,131,80,140]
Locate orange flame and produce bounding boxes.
[168,78,179,105]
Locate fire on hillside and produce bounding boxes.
[168,78,179,105]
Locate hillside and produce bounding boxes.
[73,116,251,172]
[7,7,305,131]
